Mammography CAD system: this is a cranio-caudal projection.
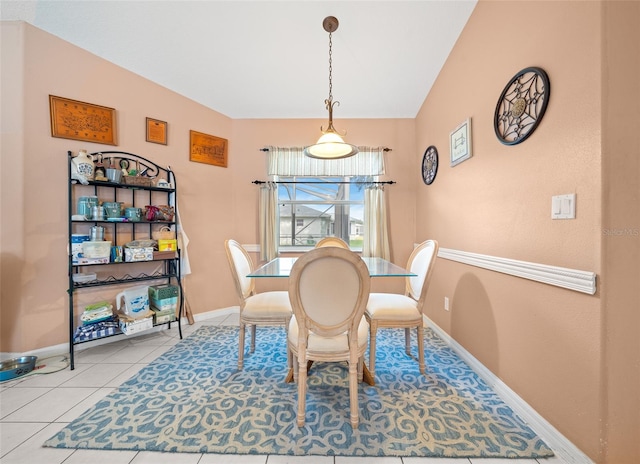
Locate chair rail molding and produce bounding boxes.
[437,247,596,295]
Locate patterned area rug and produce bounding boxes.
[45,325,553,457]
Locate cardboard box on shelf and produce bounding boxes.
[149,284,179,300]
[118,314,153,335]
[151,296,177,312]
[158,239,177,251]
[76,257,110,265]
[152,307,176,324]
[82,241,112,259]
[124,247,154,262]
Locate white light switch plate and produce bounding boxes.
[552,194,576,219]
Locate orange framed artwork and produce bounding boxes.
[49,95,117,145]
[146,117,168,145]
[189,130,228,168]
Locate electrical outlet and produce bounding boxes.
[444,297,450,311]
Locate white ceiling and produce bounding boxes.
[1,0,477,119]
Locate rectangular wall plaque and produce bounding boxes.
[189,130,228,167]
[146,117,167,145]
[49,95,117,145]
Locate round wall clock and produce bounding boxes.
[494,67,550,145]
[421,145,438,185]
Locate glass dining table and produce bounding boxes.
[248,256,416,278]
[248,255,415,386]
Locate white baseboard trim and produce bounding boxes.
[191,306,238,322]
[425,317,594,464]
[437,247,597,295]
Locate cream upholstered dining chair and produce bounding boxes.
[365,239,438,378]
[287,247,371,428]
[314,236,350,249]
[224,239,292,370]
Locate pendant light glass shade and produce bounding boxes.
[304,16,359,160]
[304,130,359,159]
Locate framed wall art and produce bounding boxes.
[450,118,472,167]
[49,95,117,145]
[189,130,228,168]
[146,117,167,145]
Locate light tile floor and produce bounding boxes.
[1,314,568,464]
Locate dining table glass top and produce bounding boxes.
[248,256,416,278]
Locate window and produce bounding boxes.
[259,146,389,260]
[277,176,366,250]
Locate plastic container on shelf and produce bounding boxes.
[82,241,112,259]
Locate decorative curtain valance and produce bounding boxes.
[266,146,386,177]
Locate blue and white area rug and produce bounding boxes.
[45,325,553,458]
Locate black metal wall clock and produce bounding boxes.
[494,67,550,145]
[421,145,438,185]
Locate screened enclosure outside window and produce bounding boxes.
[277,177,366,250]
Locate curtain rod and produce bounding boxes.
[259,147,392,152]
[252,180,395,185]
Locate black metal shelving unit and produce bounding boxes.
[67,150,184,369]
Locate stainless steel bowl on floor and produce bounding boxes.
[0,356,37,382]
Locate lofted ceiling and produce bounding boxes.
[1,0,477,119]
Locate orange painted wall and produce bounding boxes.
[415,1,638,462]
[1,1,639,462]
[600,1,640,462]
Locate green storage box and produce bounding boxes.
[151,296,177,311]
[148,284,179,301]
[152,307,176,324]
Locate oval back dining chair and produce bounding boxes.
[314,236,350,249]
[224,239,292,370]
[365,239,438,378]
[287,247,371,428]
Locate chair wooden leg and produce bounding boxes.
[250,324,256,353]
[297,355,307,427]
[357,356,364,382]
[285,322,293,369]
[291,345,299,383]
[369,322,378,378]
[417,325,426,375]
[349,357,359,428]
[238,322,246,370]
[404,327,411,356]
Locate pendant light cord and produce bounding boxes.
[327,31,333,102]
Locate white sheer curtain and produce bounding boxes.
[267,146,386,177]
[363,185,391,260]
[259,182,278,261]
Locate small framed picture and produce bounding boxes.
[146,117,167,145]
[450,118,472,167]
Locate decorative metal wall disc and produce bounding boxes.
[494,67,550,145]
[422,145,438,185]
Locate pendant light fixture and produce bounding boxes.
[303,16,359,160]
